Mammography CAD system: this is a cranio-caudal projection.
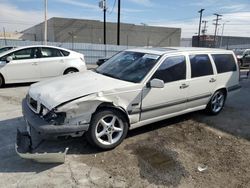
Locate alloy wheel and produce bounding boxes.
[211,91,225,113]
[95,114,124,146]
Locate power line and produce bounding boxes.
[108,0,117,15]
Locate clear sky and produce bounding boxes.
[0,0,250,38]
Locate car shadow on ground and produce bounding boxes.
[2,82,34,88]
[0,117,60,173]
[0,114,189,173]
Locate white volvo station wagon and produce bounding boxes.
[18,47,240,150]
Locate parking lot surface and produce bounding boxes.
[0,76,250,188]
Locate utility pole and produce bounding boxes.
[44,0,48,45]
[117,0,121,45]
[99,0,107,45]
[68,32,75,50]
[220,21,229,48]
[3,27,7,46]
[201,20,208,47]
[202,20,208,35]
[103,0,106,45]
[197,9,205,47]
[213,13,222,48]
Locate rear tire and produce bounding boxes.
[206,90,226,115]
[0,75,4,88]
[64,68,78,75]
[86,109,128,150]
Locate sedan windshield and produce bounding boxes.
[96,51,160,83]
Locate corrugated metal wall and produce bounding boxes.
[0,39,133,64]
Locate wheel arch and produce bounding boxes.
[217,87,228,99]
[63,67,79,75]
[0,72,5,86]
[93,102,130,127]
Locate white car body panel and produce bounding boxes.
[29,71,138,110]
[1,58,40,82]
[0,45,87,84]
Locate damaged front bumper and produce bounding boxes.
[16,128,69,163]
[15,99,89,163]
[21,99,89,138]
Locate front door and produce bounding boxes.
[141,55,188,121]
[243,50,250,66]
[4,47,40,82]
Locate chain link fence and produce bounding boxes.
[0,39,134,64]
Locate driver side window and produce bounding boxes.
[0,48,40,61]
[152,55,186,83]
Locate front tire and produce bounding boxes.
[64,68,78,75]
[86,109,128,150]
[0,75,4,88]
[206,90,226,115]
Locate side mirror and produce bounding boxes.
[96,58,109,66]
[6,56,13,62]
[148,78,164,88]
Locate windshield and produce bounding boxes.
[0,47,12,54]
[96,51,160,83]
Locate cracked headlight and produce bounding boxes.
[41,105,49,116]
[43,109,66,125]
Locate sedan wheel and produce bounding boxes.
[86,109,128,149]
[0,75,4,88]
[206,90,226,115]
[64,68,78,75]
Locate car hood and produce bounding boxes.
[29,71,134,110]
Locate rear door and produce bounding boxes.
[38,47,65,78]
[243,50,250,66]
[186,54,217,109]
[141,54,188,121]
[3,47,40,82]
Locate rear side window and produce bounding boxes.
[41,48,62,58]
[190,54,213,78]
[152,55,186,83]
[60,50,70,56]
[212,54,236,73]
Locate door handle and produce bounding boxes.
[209,78,216,83]
[180,83,189,89]
[32,62,38,65]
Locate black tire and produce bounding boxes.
[64,68,79,75]
[206,90,226,115]
[240,60,244,67]
[86,109,129,150]
[0,75,4,88]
